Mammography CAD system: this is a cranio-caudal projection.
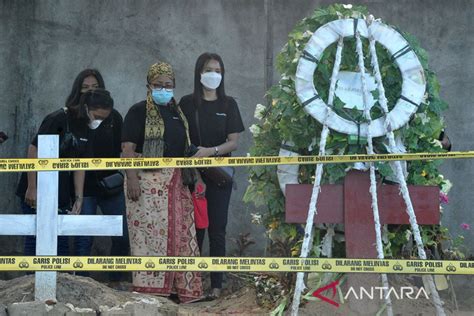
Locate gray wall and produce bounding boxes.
[1,0,473,273]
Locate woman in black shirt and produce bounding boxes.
[73,88,129,284]
[179,53,245,299]
[122,61,203,302]
[16,69,103,255]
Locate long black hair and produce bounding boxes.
[65,69,105,117]
[192,52,227,109]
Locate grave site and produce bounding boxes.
[1,2,474,315]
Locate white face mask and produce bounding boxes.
[89,119,103,130]
[87,106,104,129]
[200,72,222,90]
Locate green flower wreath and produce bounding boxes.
[244,4,463,260]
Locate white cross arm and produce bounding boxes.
[0,215,122,236]
[0,215,36,235]
[59,215,122,236]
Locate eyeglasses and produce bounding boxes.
[150,84,174,92]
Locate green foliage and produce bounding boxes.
[243,4,458,261]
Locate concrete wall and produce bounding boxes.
[0,0,267,280]
[1,0,473,277]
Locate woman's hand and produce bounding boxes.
[24,186,37,208]
[194,178,207,198]
[127,176,141,201]
[122,142,141,201]
[73,170,85,214]
[193,146,215,158]
[70,197,83,215]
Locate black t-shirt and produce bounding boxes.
[122,100,187,157]
[16,108,89,209]
[84,109,123,197]
[179,94,245,150]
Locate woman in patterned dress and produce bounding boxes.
[121,61,204,303]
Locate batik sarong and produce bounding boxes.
[125,168,202,302]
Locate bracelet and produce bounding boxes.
[214,146,219,156]
[75,195,83,200]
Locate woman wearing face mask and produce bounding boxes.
[179,53,245,299]
[73,88,129,284]
[16,69,103,256]
[122,61,203,302]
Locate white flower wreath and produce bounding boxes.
[278,19,427,195]
[295,19,426,137]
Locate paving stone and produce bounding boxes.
[123,301,178,316]
[100,309,133,316]
[7,301,47,316]
[65,311,97,316]
[47,302,73,316]
[0,304,7,316]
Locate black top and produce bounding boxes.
[122,100,187,157]
[16,108,89,209]
[179,94,245,151]
[84,109,123,197]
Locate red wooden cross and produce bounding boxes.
[285,169,440,259]
[286,169,440,312]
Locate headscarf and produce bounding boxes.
[147,62,175,83]
[142,61,191,159]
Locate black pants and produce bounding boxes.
[196,180,233,289]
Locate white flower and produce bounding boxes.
[251,213,262,225]
[303,30,313,38]
[417,113,430,125]
[254,103,266,120]
[405,229,412,241]
[431,139,443,148]
[441,179,453,194]
[343,4,353,9]
[249,124,261,136]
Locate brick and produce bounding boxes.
[65,311,97,316]
[100,309,133,316]
[7,301,47,316]
[123,302,178,316]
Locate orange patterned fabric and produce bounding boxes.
[125,168,202,303]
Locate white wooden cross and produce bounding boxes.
[0,135,123,301]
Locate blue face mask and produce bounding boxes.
[151,89,174,105]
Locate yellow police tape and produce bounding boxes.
[1,151,474,173]
[1,257,473,274]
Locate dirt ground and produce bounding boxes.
[1,273,473,315]
[0,273,269,315]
